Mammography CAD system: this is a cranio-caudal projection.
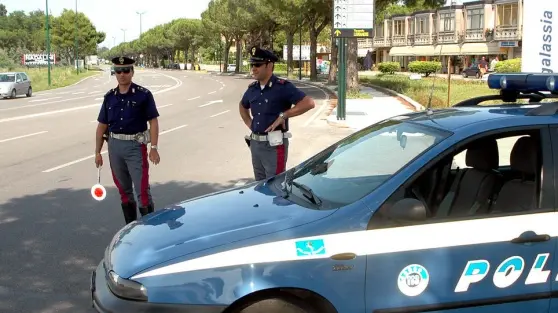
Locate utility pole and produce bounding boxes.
[137,11,146,66]
[121,28,127,42]
[112,36,116,48]
[74,0,79,74]
[298,11,302,80]
[45,0,51,86]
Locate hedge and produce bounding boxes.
[378,62,400,74]
[408,61,442,77]
[494,58,521,73]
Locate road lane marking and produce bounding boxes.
[210,110,230,118]
[95,97,103,101]
[0,131,48,143]
[157,104,174,109]
[297,82,331,127]
[188,96,200,101]
[29,97,63,102]
[219,87,224,90]
[0,103,99,123]
[208,91,216,94]
[88,91,98,94]
[0,94,101,111]
[72,91,85,95]
[199,100,223,107]
[42,124,188,172]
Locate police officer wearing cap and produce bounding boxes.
[239,47,315,181]
[95,56,161,224]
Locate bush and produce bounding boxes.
[0,49,16,70]
[495,58,521,73]
[378,62,400,74]
[408,61,442,77]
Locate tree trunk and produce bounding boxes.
[235,37,242,73]
[346,38,359,92]
[223,39,232,73]
[286,32,294,77]
[309,29,318,81]
[328,36,338,85]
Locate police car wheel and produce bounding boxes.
[239,296,316,313]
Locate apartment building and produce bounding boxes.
[372,0,523,73]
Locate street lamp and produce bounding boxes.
[121,28,127,42]
[45,0,51,86]
[136,11,146,66]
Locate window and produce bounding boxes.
[467,8,484,29]
[393,20,405,36]
[408,19,415,36]
[416,16,429,34]
[497,3,518,26]
[283,120,451,210]
[375,23,384,38]
[370,128,550,229]
[440,12,455,32]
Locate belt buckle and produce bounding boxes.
[134,132,146,143]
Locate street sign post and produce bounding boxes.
[332,0,374,120]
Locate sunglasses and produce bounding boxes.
[115,68,132,74]
[250,62,267,68]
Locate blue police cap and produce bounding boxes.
[111,56,135,67]
[249,46,278,64]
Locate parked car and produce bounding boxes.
[461,64,482,78]
[0,72,32,98]
[91,73,558,313]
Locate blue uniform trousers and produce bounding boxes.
[107,137,154,224]
[250,138,289,181]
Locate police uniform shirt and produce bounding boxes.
[240,75,306,134]
[97,82,160,134]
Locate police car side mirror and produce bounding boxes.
[388,198,427,222]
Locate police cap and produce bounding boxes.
[111,56,135,68]
[249,46,278,64]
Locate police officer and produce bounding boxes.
[239,47,315,181]
[94,56,161,224]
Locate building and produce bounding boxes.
[372,0,523,73]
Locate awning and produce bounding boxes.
[459,42,502,55]
[389,46,415,56]
[432,44,462,56]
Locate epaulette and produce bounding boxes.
[105,88,115,97]
[249,81,257,87]
[277,79,287,84]
[136,85,149,93]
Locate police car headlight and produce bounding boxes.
[107,270,148,301]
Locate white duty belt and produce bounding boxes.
[110,130,151,144]
[248,132,292,142]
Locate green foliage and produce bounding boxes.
[0,48,16,69]
[378,62,400,74]
[495,58,522,73]
[408,61,442,77]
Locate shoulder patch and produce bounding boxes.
[136,85,149,93]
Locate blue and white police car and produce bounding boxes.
[91,73,558,313]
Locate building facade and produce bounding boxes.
[370,0,522,73]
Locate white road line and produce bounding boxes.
[157,104,174,109]
[188,96,200,101]
[72,91,85,95]
[0,131,48,143]
[208,91,216,94]
[210,110,230,118]
[42,124,188,173]
[0,94,101,111]
[199,100,223,107]
[0,103,99,123]
[88,91,98,94]
[219,87,224,90]
[300,82,331,127]
[160,124,188,135]
[90,120,97,123]
[95,97,103,101]
[29,97,63,102]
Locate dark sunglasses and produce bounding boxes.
[250,62,266,68]
[115,68,132,74]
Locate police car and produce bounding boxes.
[91,73,558,313]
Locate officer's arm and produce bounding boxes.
[95,96,109,154]
[144,91,160,147]
[284,84,315,119]
[148,118,159,147]
[239,90,252,129]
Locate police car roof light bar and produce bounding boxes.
[487,73,558,94]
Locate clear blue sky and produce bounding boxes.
[1,0,211,48]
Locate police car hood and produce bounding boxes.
[106,181,335,278]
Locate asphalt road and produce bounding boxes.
[0,68,353,312]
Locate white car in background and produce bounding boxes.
[0,72,32,99]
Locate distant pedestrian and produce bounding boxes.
[239,46,315,181]
[94,56,161,225]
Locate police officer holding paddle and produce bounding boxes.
[239,46,315,181]
[95,56,160,224]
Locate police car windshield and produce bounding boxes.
[287,119,450,209]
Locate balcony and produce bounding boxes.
[494,25,521,40]
[392,35,407,46]
[373,37,392,47]
[465,28,486,42]
[437,30,458,44]
[413,33,436,45]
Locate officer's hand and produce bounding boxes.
[95,153,103,168]
[149,148,160,165]
[265,117,286,132]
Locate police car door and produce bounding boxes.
[547,126,558,313]
[364,127,556,313]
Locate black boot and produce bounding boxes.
[139,203,155,216]
[121,202,137,224]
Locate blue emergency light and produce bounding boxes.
[487,73,558,93]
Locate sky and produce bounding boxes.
[1,0,212,48]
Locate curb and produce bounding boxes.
[360,83,424,112]
[33,71,102,95]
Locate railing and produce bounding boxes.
[413,33,436,45]
[494,25,521,40]
[437,30,458,43]
[392,35,407,46]
[465,29,486,42]
[373,37,392,47]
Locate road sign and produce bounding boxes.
[333,0,374,38]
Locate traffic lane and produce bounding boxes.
[0,74,221,188]
[0,72,179,118]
